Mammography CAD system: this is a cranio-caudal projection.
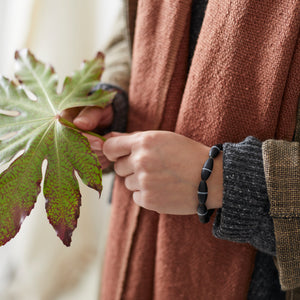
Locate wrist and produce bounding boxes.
[206,151,223,209]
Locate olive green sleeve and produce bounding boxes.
[262,103,300,291]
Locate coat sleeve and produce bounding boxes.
[92,1,131,134]
[100,1,131,93]
[262,100,300,291]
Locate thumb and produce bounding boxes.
[74,106,113,131]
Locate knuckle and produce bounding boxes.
[114,158,126,176]
[133,153,149,171]
[132,192,142,206]
[124,176,132,191]
[138,172,150,189]
[141,192,155,211]
[102,142,109,156]
[102,141,114,161]
[135,132,155,150]
[113,160,121,174]
[134,192,146,207]
[133,191,157,212]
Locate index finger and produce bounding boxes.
[74,105,113,131]
[103,132,137,161]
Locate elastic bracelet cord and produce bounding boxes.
[197,144,223,224]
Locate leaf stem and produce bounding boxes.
[58,116,106,141]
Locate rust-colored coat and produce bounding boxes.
[101,1,300,299]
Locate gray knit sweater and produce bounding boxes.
[213,137,275,255]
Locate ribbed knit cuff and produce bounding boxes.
[91,82,128,133]
[213,136,276,256]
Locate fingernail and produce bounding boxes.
[91,141,102,150]
[74,117,89,128]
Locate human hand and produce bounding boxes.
[61,105,113,169]
[103,131,223,215]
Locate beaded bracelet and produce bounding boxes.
[197,144,223,224]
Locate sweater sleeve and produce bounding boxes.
[91,83,128,133]
[213,136,276,256]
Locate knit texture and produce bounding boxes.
[247,252,285,300]
[213,136,276,256]
[188,0,208,66]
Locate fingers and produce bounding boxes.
[61,105,113,131]
[81,132,111,168]
[83,133,104,151]
[85,131,124,158]
[61,107,82,122]
[114,155,134,177]
[73,105,113,131]
[124,173,139,191]
[103,132,135,161]
[86,138,112,169]
[132,191,142,206]
[83,131,132,171]
[97,154,112,169]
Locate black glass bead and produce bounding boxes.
[197,192,207,204]
[201,157,214,181]
[197,204,210,224]
[197,204,208,216]
[209,144,222,158]
[197,180,207,202]
[197,180,207,204]
[198,180,207,193]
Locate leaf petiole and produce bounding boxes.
[58,116,106,141]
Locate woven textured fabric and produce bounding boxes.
[296,99,300,142]
[272,219,300,290]
[263,140,300,217]
[263,128,300,290]
[101,0,300,299]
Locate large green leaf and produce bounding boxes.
[0,50,113,246]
